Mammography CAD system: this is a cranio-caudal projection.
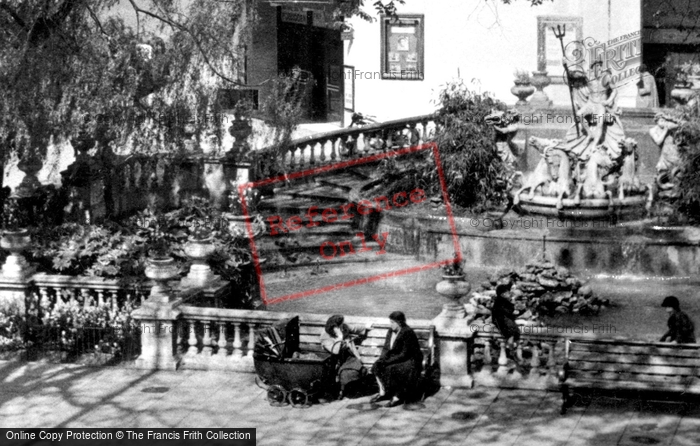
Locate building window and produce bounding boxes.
[380,15,424,81]
[537,16,583,84]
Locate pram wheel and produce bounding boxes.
[289,388,310,408]
[267,385,288,406]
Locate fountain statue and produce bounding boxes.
[649,111,684,198]
[484,109,522,170]
[503,62,653,219]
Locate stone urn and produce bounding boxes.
[435,274,471,319]
[16,153,44,198]
[671,84,697,106]
[688,75,700,89]
[183,236,217,285]
[511,81,535,107]
[225,213,265,239]
[529,71,553,108]
[229,119,253,157]
[1,229,33,278]
[144,256,180,303]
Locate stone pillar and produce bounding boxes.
[0,228,36,319]
[530,71,553,109]
[132,298,183,370]
[0,276,33,322]
[432,304,475,388]
[132,257,182,370]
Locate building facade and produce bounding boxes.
[246,0,699,124]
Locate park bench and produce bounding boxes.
[559,338,700,414]
[297,321,436,373]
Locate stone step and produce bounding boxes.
[259,250,418,274]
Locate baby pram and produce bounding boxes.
[254,316,336,407]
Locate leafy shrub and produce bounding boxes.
[28,196,259,308]
[665,105,700,223]
[428,80,510,212]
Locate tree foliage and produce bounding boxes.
[430,80,510,213]
[0,0,249,165]
[670,102,700,222]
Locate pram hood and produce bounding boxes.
[254,316,300,359]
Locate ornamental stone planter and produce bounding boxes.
[671,85,697,106]
[435,274,471,302]
[225,213,265,239]
[144,257,180,304]
[529,71,553,108]
[182,236,217,285]
[1,229,34,278]
[511,81,535,107]
[432,273,474,388]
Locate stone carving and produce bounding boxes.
[649,112,683,195]
[485,109,523,170]
[509,66,653,218]
[513,137,572,210]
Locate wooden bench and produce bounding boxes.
[297,321,436,374]
[559,338,700,414]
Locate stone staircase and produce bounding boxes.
[255,164,412,271]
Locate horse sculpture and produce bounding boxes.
[615,137,644,200]
[513,136,573,209]
[573,148,614,208]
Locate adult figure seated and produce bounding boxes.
[320,315,370,399]
[370,311,423,407]
[660,296,696,344]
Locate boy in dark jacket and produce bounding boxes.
[660,296,696,344]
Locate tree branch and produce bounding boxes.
[0,2,27,30]
[86,4,109,38]
[127,0,243,86]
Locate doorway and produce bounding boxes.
[277,10,343,122]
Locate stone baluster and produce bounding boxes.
[530,343,540,375]
[353,134,362,157]
[331,139,339,161]
[516,341,523,362]
[319,140,327,163]
[232,322,243,359]
[247,324,256,358]
[110,290,118,311]
[309,142,316,166]
[483,338,492,364]
[176,320,184,355]
[546,342,556,369]
[288,146,296,171]
[201,321,213,356]
[187,320,199,356]
[38,286,50,312]
[497,340,509,375]
[69,288,77,306]
[97,289,104,307]
[217,322,228,358]
[299,145,307,170]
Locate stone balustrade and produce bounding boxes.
[472,331,563,390]
[30,273,147,313]
[253,115,437,181]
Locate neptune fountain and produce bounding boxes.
[487,64,682,220]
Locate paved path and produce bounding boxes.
[2,361,699,445]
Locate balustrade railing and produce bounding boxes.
[472,331,563,388]
[252,115,437,182]
[29,273,147,316]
